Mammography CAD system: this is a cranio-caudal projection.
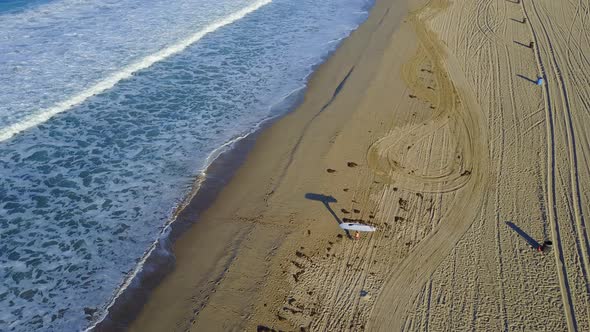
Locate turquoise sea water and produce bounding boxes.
[0,0,373,330]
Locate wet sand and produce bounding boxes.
[125,0,590,329]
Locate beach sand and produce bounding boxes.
[125,0,590,330]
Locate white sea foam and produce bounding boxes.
[0,0,272,142]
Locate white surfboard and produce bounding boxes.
[339,223,376,232]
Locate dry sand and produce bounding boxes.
[126,0,590,330]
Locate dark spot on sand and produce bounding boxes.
[341,208,350,214]
[326,168,336,173]
[307,229,311,235]
[337,234,343,238]
[416,193,423,199]
[399,198,409,211]
[394,216,406,222]
[295,251,306,258]
[293,270,304,282]
[277,315,286,321]
[291,260,304,269]
[461,170,471,176]
[409,94,417,98]
[347,162,358,167]
[427,86,434,90]
[369,215,375,219]
[393,187,398,191]
[343,188,349,192]
[288,298,295,305]
[257,325,276,332]
[353,209,360,213]
[430,106,436,109]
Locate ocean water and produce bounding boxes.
[0,0,52,14]
[0,0,372,330]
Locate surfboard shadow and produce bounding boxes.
[305,193,351,239]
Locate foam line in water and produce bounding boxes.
[0,0,272,143]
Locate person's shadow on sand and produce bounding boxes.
[305,193,351,238]
[506,221,552,252]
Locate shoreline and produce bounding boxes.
[90,86,307,331]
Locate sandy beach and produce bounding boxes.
[124,0,590,329]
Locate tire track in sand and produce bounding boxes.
[523,0,588,329]
[367,0,490,329]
